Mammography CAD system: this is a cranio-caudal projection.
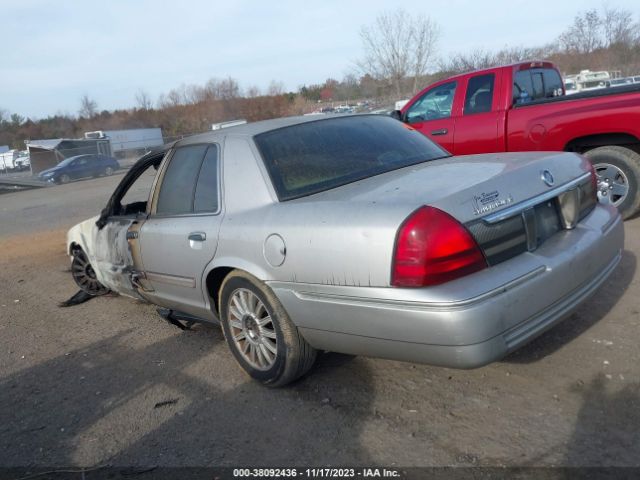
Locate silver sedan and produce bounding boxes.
[66,115,624,386]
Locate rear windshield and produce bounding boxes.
[514,67,564,104]
[254,115,448,200]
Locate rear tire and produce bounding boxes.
[219,270,317,387]
[585,146,640,219]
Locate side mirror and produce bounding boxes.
[389,110,403,121]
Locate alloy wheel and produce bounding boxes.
[227,288,278,371]
[594,162,629,207]
[71,249,108,295]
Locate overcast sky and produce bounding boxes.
[2,0,639,119]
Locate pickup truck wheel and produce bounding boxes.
[585,146,640,219]
[219,270,317,387]
[71,248,109,296]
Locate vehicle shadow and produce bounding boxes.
[564,374,640,466]
[0,325,375,472]
[503,249,636,364]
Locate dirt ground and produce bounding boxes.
[0,175,639,471]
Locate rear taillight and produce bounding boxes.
[391,206,487,287]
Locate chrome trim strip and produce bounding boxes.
[483,172,591,224]
[146,271,196,288]
[281,266,547,311]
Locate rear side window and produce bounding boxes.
[254,115,448,201]
[405,81,457,123]
[514,68,563,104]
[193,145,219,213]
[464,74,495,114]
[156,144,219,215]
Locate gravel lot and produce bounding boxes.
[0,174,639,471]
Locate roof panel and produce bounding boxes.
[27,139,63,150]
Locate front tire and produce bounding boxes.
[58,174,71,184]
[104,166,114,176]
[219,270,317,387]
[71,248,109,295]
[585,146,640,219]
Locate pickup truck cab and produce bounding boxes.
[397,61,640,219]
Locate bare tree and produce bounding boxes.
[410,15,440,93]
[78,94,98,118]
[358,9,440,97]
[267,80,285,96]
[559,9,602,54]
[440,48,496,74]
[217,77,241,100]
[135,89,153,110]
[164,87,185,107]
[602,6,639,47]
[494,45,551,64]
[246,85,261,98]
[197,77,241,101]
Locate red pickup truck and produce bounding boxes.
[396,61,640,219]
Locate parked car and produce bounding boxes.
[66,115,623,387]
[607,77,634,88]
[393,61,640,219]
[38,154,119,184]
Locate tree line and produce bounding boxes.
[1,5,639,151]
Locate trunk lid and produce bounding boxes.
[296,151,595,268]
[297,151,589,223]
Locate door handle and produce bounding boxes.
[431,128,448,136]
[126,231,138,240]
[188,232,206,242]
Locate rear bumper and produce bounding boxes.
[269,205,623,368]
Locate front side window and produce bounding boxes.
[254,115,448,201]
[464,74,495,115]
[405,82,457,123]
[155,144,219,215]
[119,163,160,215]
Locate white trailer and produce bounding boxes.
[84,128,164,158]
